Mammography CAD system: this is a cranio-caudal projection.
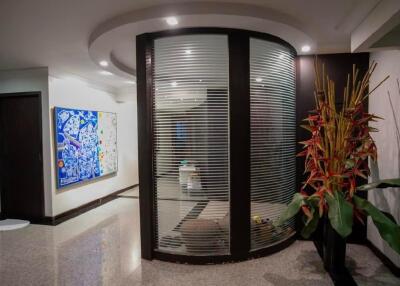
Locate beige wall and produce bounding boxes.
[369,50,400,267]
[49,76,138,215]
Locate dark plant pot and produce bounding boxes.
[322,218,346,275]
[312,216,356,285]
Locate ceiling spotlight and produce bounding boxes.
[185,49,192,54]
[99,60,109,67]
[278,54,285,59]
[199,79,202,82]
[166,17,178,26]
[255,77,263,82]
[100,71,113,76]
[171,81,178,87]
[301,45,311,52]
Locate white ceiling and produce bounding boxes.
[0,0,387,93]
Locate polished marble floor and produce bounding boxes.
[0,195,399,286]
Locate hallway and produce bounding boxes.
[0,193,398,286]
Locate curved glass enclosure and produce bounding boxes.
[153,35,230,255]
[137,28,296,263]
[250,38,296,250]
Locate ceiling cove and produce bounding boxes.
[88,2,314,80]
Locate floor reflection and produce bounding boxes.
[0,198,141,286]
[0,194,399,286]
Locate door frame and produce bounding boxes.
[0,91,45,220]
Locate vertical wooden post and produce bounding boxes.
[136,33,155,260]
[229,31,251,256]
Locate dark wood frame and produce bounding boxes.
[137,32,155,260]
[154,235,296,264]
[229,30,251,255]
[0,91,45,221]
[136,27,297,263]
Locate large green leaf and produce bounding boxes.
[274,193,305,226]
[325,191,353,238]
[353,195,400,254]
[357,178,400,191]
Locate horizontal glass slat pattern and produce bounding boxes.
[250,38,296,250]
[153,35,230,255]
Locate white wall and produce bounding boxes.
[0,69,138,217]
[369,50,400,267]
[49,77,138,216]
[0,68,53,215]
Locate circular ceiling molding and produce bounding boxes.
[88,2,314,79]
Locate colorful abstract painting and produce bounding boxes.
[54,107,117,188]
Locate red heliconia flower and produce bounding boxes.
[277,62,392,245]
[298,62,382,215]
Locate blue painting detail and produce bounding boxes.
[55,107,101,188]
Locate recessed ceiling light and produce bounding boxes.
[171,81,178,87]
[185,49,192,54]
[199,79,202,82]
[301,45,311,52]
[126,80,136,85]
[278,54,285,59]
[166,17,178,26]
[99,60,108,67]
[255,77,263,82]
[100,71,113,76]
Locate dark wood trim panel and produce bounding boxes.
[39,184,138,225]
[228,30,251,256]
[136,33,155,260]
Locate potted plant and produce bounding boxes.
[274,60,400,279]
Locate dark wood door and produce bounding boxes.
[0,93,44,220]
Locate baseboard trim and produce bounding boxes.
[38,184,139,226]
[365,239,400,277]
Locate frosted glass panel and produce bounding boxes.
[250,38,296,250]
[153,35,230,255]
